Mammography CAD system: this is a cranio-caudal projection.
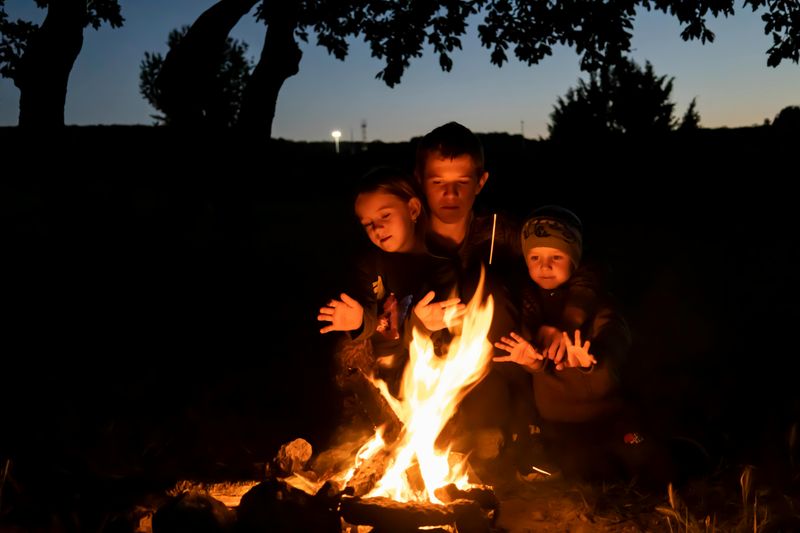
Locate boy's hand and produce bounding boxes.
[318,293,364,334]
[494,332,544,371]
[537,325,567,367]
[413,290,465,331]
[561,330,597,369]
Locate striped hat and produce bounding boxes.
[521,205,583,267]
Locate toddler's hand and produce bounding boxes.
[494,332,544,372]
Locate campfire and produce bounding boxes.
[280,271,500,530]
[150,273,500,533]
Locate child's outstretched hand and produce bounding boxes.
[493,332,544,371]
[414,291,466,331]
[318,293,364,334]
[538,325,567,364]
[560,330,597,369]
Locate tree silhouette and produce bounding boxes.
[678,97,702,131]
[548,59,677,140]
[156,0,799,139]
[152,0,258,131]
[0,0,123,127]
[236,1,304,136]
[772,105,800,133]
[140,26,251,127]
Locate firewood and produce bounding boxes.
[434,483,499,512]
[275,438,313,475]
[237,479,340,533]
[152,490,235,533]
[168,480,260,508]
[345,447,395,497]
[448,499,491,533]
[340,495,454,528]
[348,369,402,444]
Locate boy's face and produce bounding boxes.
[525,246,573,290]
[421,152,488,225]
[355,190,421,253]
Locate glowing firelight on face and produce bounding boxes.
[353,270,495,503]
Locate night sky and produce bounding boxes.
[0,0,798,140]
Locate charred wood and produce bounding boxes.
[236,478,340,533]
[340,495,492,532]
[345,447,396,497]
[434,483,499,515]
[340,495,453,528]
[347,369,402,444]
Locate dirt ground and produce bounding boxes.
[2,423,799,533]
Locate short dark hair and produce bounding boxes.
[414,122,485,180]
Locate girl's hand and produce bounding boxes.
[318,293,364,333]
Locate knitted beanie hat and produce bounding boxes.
[521,205,583,267]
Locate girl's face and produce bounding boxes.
[525,246,573,290]
[355,191,421,253]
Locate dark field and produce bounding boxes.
[2,125,799,530]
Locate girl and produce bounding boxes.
[318,167,460,395]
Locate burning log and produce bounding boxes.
[433,483,499,517]
[339,495,491,532]
[345,447,396,497]
[169,480,260,508]
[347,368,403,444]
[340,495,453,528]
[336,367,407,497]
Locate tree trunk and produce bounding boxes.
[237,1,302,139]
[156,0,259,128]
[15,0,85,128]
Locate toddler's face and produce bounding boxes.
[525,246,572,290]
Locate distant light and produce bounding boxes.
[331,130,342,153]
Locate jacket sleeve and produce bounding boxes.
[584,302,632,384]
[561,265,601,333]
[537,304,630,415]
[344,249,380,343]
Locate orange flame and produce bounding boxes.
[360,269,494,502]
[288,270,495,504]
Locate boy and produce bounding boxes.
[410,122,534,463]
[494,206,671,484]
[414,121,521,286]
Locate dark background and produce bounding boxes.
[2,125,798,492]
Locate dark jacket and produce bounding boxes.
[425,209,523,297]
[522,272,632,423]
[423,210,526,352]
[344,247,452,372]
